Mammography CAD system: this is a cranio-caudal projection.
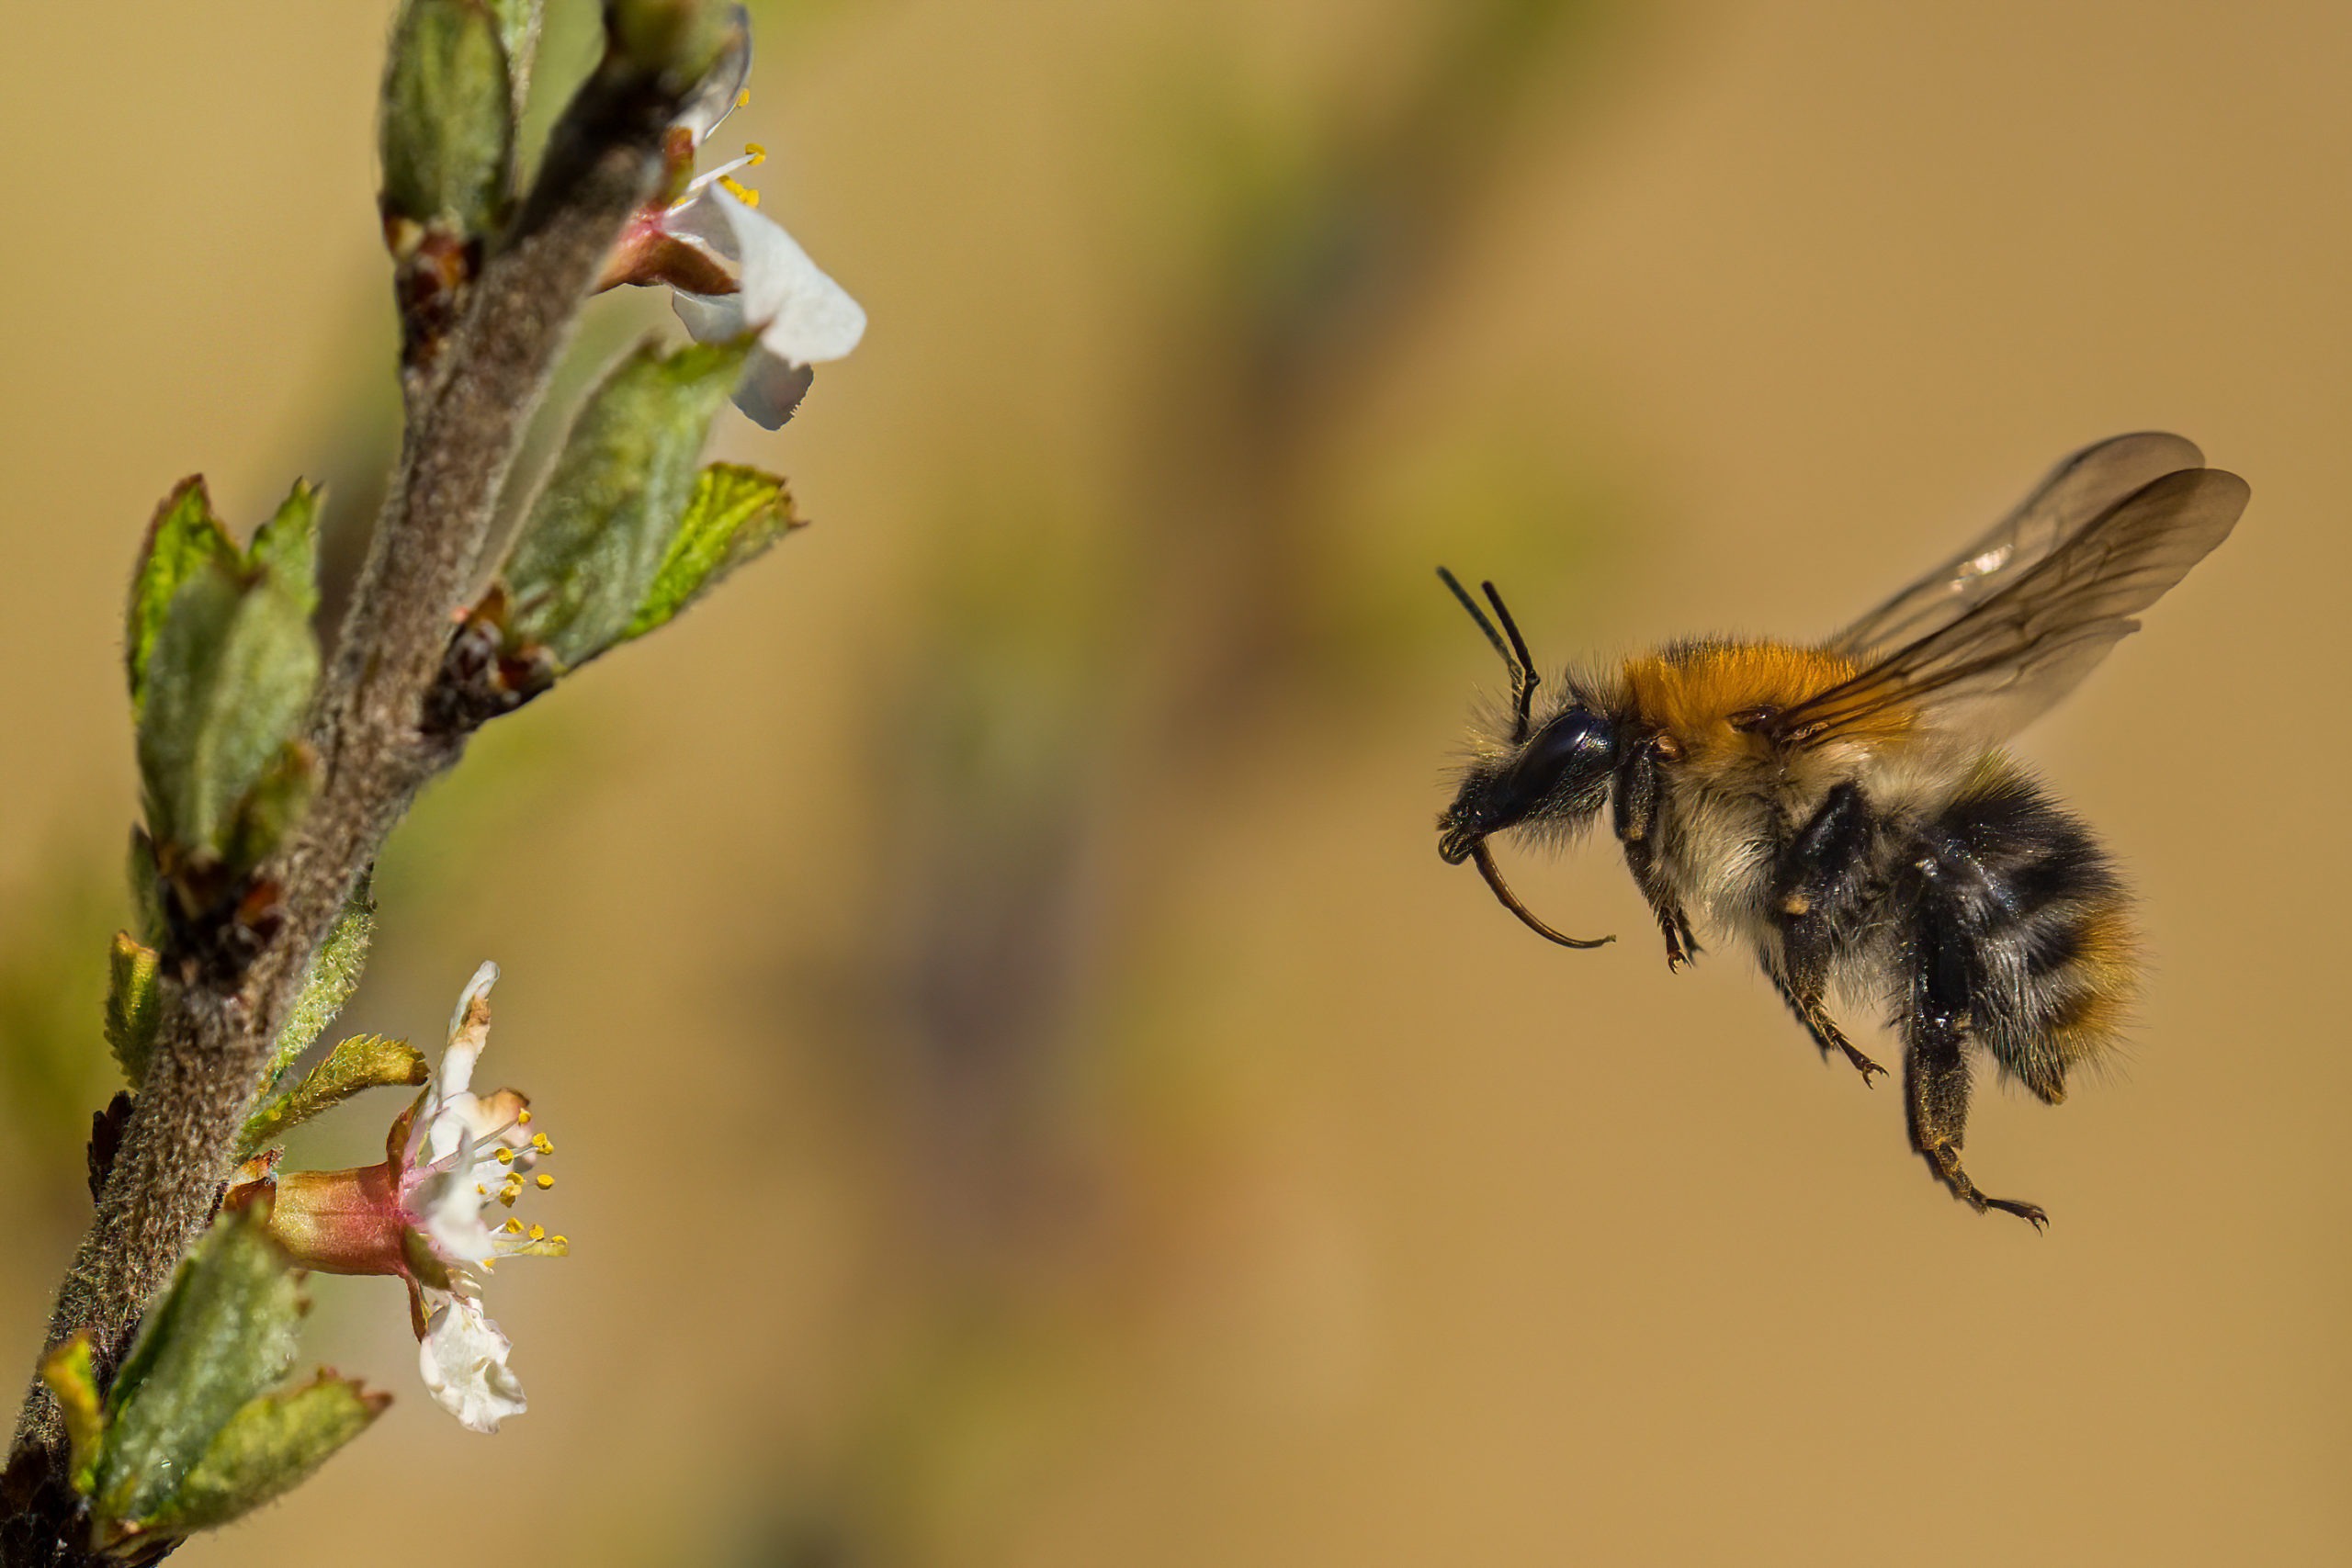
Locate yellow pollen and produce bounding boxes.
[476,1184,487,1196]
[735,88,751,109]
[517,1109,533,1125]
[478,1257,494,1271]
[536,1173,555,1190]
[531,1133,553,1154]
[527,1224,546,1242]
[744,141,767,166]
[718,175,761,209]
[499,1189,517,1207]
[496,1148,514,1164]
[503,1218,524,1235]
[551,1235,568,1247]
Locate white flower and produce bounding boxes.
[240,961,567,1434]
[599,9,865,428]
[669,186,865,427]
[420,1293,529,1435]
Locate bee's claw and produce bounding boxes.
[1986,1198,2049,1231]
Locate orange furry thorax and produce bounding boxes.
[1617,640,1907,770]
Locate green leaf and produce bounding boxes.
[239,1033,424,1158]
[263,882,376,1091]
[135,560,320,864]
[38,1333,106,1495]
[617,463,803,645]
[486,0,544,121]
[608,0,735,83]
[247,480,322,617]
[503,338,752,666]
[104,933,164,1087]
[96,1204,305,1532]
[380,0,515,240]
[127,828,164,946]
[222,741,320,875]
[126,478,237,717]
[140,1373,388,1539]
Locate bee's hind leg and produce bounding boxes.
[1905,1010,2047,1231]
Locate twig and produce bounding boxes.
[6,54,688,1482]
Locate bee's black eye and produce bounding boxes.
[1509,709,1614,795]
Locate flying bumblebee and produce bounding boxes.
[1436,434,2247,1226]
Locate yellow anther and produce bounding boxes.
[718,175,761,209]
[551,1235,568,1247]
[735,88,751,109]
[517,1109,533,1125]
[499,1189,517,1207]
[476,1184,487,1196]
[536,1173,555,1190]
[744,141,768,166]
[496,1148,514,1165]
[503,1218,524,1235]
[527,1224,546,1242]
[478,1256,495,1271]
[531,1133,553,1154]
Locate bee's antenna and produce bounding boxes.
[1478,580,1541,741]
[1470,840,1613,950]
[1435,568,1542,743]
[1437,567,1513,668]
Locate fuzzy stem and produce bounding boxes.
[5,41,692,1512]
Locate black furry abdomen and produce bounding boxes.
[1885,766,2134,1101]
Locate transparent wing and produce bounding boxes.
[1827,432,2207,658]
[1775,465,2248,752]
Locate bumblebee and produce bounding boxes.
[1436,434,2247,1225]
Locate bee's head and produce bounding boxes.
[1433,569,1618,951]
[1437,705,1616,864]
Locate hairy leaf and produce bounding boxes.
[104,933,163,1087]
[126,479,237,716]
[486,0,544,121]
[618,463,803,644]
[222,742,321,875]
[135,561,320,863]
[240,1033,424,1157]
[96,1204,305,1533]
[38,1333,105,1495]
[140,1373,388,1538]
[247,480,322,617]
[263,882,376,1091]
[503,338,751,666]
[380,0,515,238]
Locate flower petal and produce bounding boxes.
[415,1158,497,1266]
[418,1292,527,1433]
[425,962,501,1162]
[679,187,865,366]
[672,6,754,149]
[731,357,816,430]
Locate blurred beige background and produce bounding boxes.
[1,0,2346,1562]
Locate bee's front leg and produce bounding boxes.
[1615,736,1701,972]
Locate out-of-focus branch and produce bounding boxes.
[6,21,703,1493]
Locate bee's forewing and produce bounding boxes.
[1829,432,2207,657]
[1783,463,2248,751]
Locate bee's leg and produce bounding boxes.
[1615,738,1700,971]
[1623,838,1699,971]
[1767,966,1883,1086]
[1769,783,1882,1083]
[1905,1002,2049,1231]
